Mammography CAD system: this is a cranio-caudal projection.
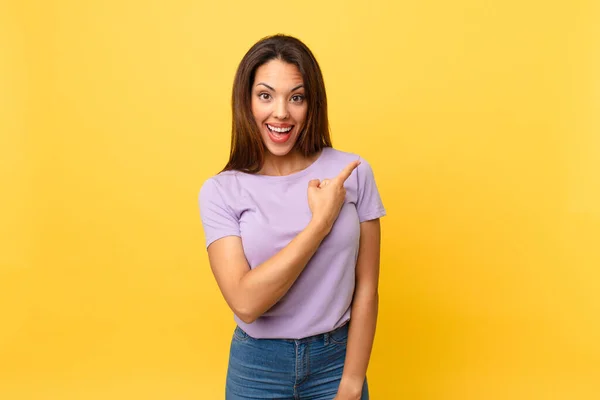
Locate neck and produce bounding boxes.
[260,150,318,176]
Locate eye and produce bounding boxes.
[258,92,271,101]
[291,94,305,103]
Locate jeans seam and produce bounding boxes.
[233,327,249,342]
[329,332,347,345]
[305,342,311,383]
[328,323,349,345]
[329,337,346,345]
[294,341,299,399]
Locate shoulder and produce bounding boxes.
[199,170,245,203]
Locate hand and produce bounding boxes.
[334,378,364,400]
[333,385,362,400]
[307,160,360,232]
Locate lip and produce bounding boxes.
[265,124,293,144]
[266,123,293,128]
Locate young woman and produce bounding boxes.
[199,34,386,400]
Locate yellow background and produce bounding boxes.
[1,0,599,398]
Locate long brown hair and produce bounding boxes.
[222,34,332,173]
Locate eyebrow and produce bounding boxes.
[256,83,304,92]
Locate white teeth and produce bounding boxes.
[267,124,292,133]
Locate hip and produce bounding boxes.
[225,322,369,399]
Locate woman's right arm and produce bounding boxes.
[206,161,360,324]
[207,218,328,324]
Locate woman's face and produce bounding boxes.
[251,59,307,158]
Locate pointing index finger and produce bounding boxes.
[334,160,361,184]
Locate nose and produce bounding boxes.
[273,98,289,120]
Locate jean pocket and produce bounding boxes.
[329,323,349,345]
[233,326,250,342]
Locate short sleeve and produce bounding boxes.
[198,178,241,248]
[356,157,386,223]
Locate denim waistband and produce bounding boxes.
[238,320,349,344]
[296,320,349,344]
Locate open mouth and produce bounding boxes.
[267,124,293,134]
[266,124,294,143]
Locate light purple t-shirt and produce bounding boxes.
[198,147,386,339]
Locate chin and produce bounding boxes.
[261,133,299,157]
[264,143,296,157]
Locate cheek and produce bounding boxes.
[294,106,308,123]
[252,102,269,125]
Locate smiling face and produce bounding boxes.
[251,59,308,158]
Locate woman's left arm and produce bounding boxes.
[336,218,382,399]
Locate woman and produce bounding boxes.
[199,34,385,400]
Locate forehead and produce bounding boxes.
[254,59,304,87]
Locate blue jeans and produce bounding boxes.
[225,322,369,399]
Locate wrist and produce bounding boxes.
[308,216,331,236]
[339,375,364,396]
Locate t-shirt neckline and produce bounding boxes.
[242,147,330,182]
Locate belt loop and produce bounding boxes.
[324,332,330,345]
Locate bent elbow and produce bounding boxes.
[237,313,258,324]
[233,305,259,324]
